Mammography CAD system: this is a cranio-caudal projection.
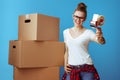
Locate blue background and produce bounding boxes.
[0,0,120,80]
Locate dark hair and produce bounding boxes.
[74,2,87,19]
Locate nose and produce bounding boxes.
[74,19,80,24]
[76,18,83,23]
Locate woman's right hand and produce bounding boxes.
[64,64,72,74]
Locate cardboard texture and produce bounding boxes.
[9,40,65,68]
[18,13,59,41]
[14,67,60,80]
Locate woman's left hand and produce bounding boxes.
[96,28,102,37]
[96,28,105,44]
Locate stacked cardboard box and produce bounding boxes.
[8,13,65,80]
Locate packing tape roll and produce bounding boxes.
[97,15,104,26]
[91,14,104,27]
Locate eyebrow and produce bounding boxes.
[73,15,85,18]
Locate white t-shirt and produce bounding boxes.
[63,28,97,65]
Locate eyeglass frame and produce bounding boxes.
[72,15,85,20]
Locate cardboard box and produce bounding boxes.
[9,40,65,68]
[18,13,59,41]
[14,67,60,80]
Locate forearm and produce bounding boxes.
[64,50,71,73]
[96,28,106,44]
[64,51,68,66]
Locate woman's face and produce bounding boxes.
[73,10,86,26]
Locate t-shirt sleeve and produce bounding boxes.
[63,30,67,43]
[63,29,69,48]
[89,30,97,42]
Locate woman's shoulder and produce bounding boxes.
[63,28,69,34]
[85,28,94,33]
[85,29,96,36]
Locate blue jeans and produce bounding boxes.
[66,72,94,80]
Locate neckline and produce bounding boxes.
[68,28,87,39]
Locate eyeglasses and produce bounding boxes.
[73,15,85,20]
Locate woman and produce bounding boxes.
[62,2,105,80]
